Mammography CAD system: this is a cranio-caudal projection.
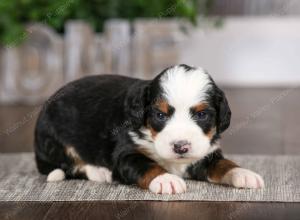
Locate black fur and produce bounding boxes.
[35,75,155,184]
[189,106,216,134]
[207,79,231,134]
[35,65,231,187]
[187,149,224,181]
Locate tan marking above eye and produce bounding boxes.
[155,99,169,114]
[192,103,208,112]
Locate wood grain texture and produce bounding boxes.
[0,24,64,104]
[132,20,180,79]
[0,105,40,152]
[0,20,182,104]
[221,88,287,154]
[0,201,299,220]
[105,20,131,76]
[64,21,95,82]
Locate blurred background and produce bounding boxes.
[0,0,299,155]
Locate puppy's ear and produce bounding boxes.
[215,87,231,133]
[125,82,149,129]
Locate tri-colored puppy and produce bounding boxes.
[35,64,264,194]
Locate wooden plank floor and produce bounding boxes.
[1,201,300,220]
[0,88,300,219]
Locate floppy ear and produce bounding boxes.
[124,82,149,129]
[215,87,231,133]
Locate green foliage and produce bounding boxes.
[0,0,212,46]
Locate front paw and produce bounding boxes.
[221,168,264,189]
[149,173,187,194]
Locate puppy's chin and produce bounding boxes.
[168,157,199,164]
[158,153,201,164]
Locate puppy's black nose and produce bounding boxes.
[173,140,190,154]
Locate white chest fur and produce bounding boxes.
[129,129,220,178]
[129,130,197,177]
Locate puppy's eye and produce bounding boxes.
[195,111,208,121]
[156,112,168,121]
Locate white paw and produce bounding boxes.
[222,168,264,189]
[85,165,112,183]
[47,169,66,182]
[149,173,187,194]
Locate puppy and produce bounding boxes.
[34,64,264,194]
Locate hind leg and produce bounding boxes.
[46,165,112,183]
[83,165,112,183]
[36,133,112,183]
[65,146,112,183]
[47,169,66,182]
